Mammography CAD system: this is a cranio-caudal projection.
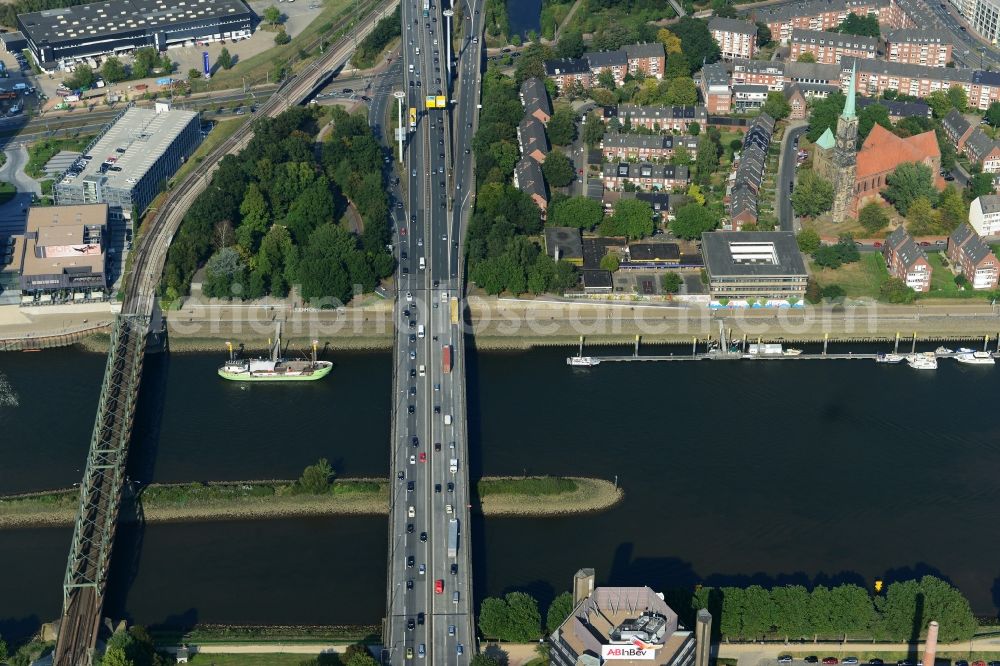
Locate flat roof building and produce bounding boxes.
[14,204,109,296]
[544,227,584,265]
[702,231,808,302]
[54,102,201,224]
[18,0,255,70]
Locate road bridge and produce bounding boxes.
[50,2,398,662]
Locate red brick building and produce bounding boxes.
[708,17,758,60]
[854,124,941,211]
[947,222,1000,289]
[732,59,786,89]
[883,226,932,292]
[840,56,1000,111]
[749,0,914,45]
[789,28,878,64]
[883,29,953,67]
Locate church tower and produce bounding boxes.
[831,63,859,222]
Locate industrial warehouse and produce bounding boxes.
[17,0,255,70]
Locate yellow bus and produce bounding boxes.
[435,95,446,108]
[409,107,417,129]
[425,95,436,109]
[450,297,459,325]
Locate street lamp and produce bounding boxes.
[442,9,454,82]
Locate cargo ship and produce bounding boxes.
[218,325,332,382]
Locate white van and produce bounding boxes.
[418,325,425,339]
[419,256,426,270]
[444,414,452,425]
[419,364,426,376]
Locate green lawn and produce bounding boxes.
[186,654,336,665]
[168,118,244,187]
[25,135,95,179]
[809,252,888,299]
[0,180,15,205]
[922,251,979,299]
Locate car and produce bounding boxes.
[418,563,426,574]
[406,647,413,660]
[868,660,883,665]
[435,442,442,451]
[950,662,964,666]
[844,659,859,664]
[418,238,423,246]
[411,436,420,447]
[578,168,584,174]
[408,405,415,413]
[409,386,417,396]
[407,481,414,492]
[407,523,414,533]
[467,122,473,128]
[450,563,458,575]
[342,88,353,93]
[873,241,883,248]
[804,658,818,664]
[896,661,916,666]
[409,334,416,343]
[407,555,414,567]
[935,240,945,245]
[409,454,416,464]
[406,579,414,589]
[419,452,427,463]
[397,471,405,480]
[420,531,428,542]
[361,95,370,101]
[409,80,414,86]
[406,291,413,302]
[502,47,511,52]
[435,483,442,493]
[407,618,415,630]
[434,384,440,391]
[822,659,838,665]
[418,644,425,659]
[779,656,793,664]
[920,241,930,246]
[435,579,444,594]
[464,149,470,154]
[944,173,955,181]
[448,624,456,636]
[457,645,464,656]
[447,482,454,492]
[417,80,422,86]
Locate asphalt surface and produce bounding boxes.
[0,145,34,239]
[779,124,809,232]
[383,0,484,663]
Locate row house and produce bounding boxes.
[725,113,775,230]
[733,84,769,113]
[520,77,552,124]
[514,157,548,218]
[584,49,628,86]
[882,226,932,292]
[708,17,758,60]
[965,128,1000,172]
[785,60,843,87]
[543,58,592,92]
[600,133,699,161]
[624,43,666,79]
[789,28,878,64]
[732,59,786,90]
[969,194,1000,236]
[941,108,975,150]
[747,0,913,45]
[700,61,732,113]
[883,28,953,67]
[607,104,708,132]
[856,96,931,121]
[518,116,549,163]
[840,56,1000,110]
[946,222,1000,289]
[601,162,690,191]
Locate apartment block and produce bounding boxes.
[748,0,914,45]
[601,134,699,161]
[514,157,548,218]
[964,128,1000,172]
[947,222,1000,289]
[883,29,953,66]
[601,162,690,191]
[518,116,549,163]
[605,105,708,132]
[733,84,769,113]
[708,17,758,60]
[624,43,666,79]
[700,61,732,113]
[941,108,975,150]
[882,226,932,292]
[856,97,931,120]
[839,56,1000,110]
[543,58,592,92]
[969,194,1000,236]
[789,28,878,64]
[520,77,552,124]
[732,59,786,90]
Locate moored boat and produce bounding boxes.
[934,346,954,356]
[876,353,905,364]
[567,356,601,367]
[219,324,332,381]
[954,350,995,366]
[907,352,938,370]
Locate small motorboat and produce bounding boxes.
[783,348,803,356]
[907,352,938,370]
[934,346,954,356]
[876,353,905,364]
[567,356,601,367]
[954,350,995,366]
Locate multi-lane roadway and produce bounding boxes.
[384,0,483,662]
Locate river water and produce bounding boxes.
[506,0,541,40]
[3,344,1000,641]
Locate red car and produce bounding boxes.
[419,452,427,463]
[873,241,882,248]
[400,227,407,236]
[435,579,444,594]
[823,659,839,665]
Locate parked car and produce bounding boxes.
[779,657,793,664]
[822,659,839,665]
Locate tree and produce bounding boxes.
[987,101,1000,127]
[937,184,967,231]
[470,657,502,666]
[947,84,968,113]
[806,91,846,142]
[835,12,880,36]
[556,29,584,58]
[298,458,334,493]
[968,171,996,199]
[796,51,816,63]
[858,103,892,144]
[66,63,97,90]
[188,67,201,80]
[237,183,271,253]
[926,90,953,119]
[687,122,701,137]
[687,183,705,205]
[884,162,938,215]
[546,592,575,633]
[694,134,719,186]
[668,18,720,69]
[712,0,737,18]
[762,91,791,121]
[274,29,291,45]
[665,51,690,79]
[600,252,621,272]
[102,646,135,666]
[479,593,541,641]
[670,202,718,239]
[597,69,617,90]
[771,585,812,638]
[812,236,860,269]
[664,77,697,106]
[542,150,575,187]
[263,5,281,25]
[791,170,834,217]
[906,196,939,235]
[756,22,772,46]
[547,107,577,145]
[859,202,890,233]
[514,43,554,84]
[584,113,605,147]
[601,198,655,239]
[657,28,683,55]
[548,196,604,229]
[100,57,126,83]
[203,246,247,298]
[879,276,917,303]
[796,228,821,254]
[662,271,682,293]
[218,47,233,70]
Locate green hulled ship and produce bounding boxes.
[219,324,332,382]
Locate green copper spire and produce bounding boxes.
[842,62,857,119]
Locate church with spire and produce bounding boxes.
[813,64,942,221]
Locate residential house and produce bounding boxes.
[856,96,931,121]
[584,48,628,86]
[518,116,549,163]
[839,56,1000,111]
[725,113,775,229]
[882,226,932,292]
[709,17,758,60]
[514,157,548,217]
[520,77,552,124]
[963,128,1000,172]
[732,59,786,89]
[946,222,1000,289]
[747,0,914,46]
[604,104,708,132]
[700,61,732,113]
[784,83,808,119]
[733,83,769,113]
[544,58,592,92]
[544,226,584,264]
[601,133,698,161]
[883,28,953,67]
[941,108,975,151]
[785,60,844,86]
[602,162,690,191]
[789,28,878,64]
[624,42,666,79]
[636,191,680,220]
[969,194,1000,236]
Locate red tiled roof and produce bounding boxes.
[856,125,940,181]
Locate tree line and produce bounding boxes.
[478,576,976,644]
[350,5,401,70]
[161,106,393,306]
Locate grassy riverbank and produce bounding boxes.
[0,476,622,529]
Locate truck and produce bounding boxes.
[63,94,80,102]
[447,518,459,558]
[422,0,429,15]
[442,345,452,374]
[449,458,458,474]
